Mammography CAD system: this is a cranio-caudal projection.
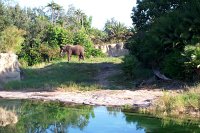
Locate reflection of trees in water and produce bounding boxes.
[106,107,121,117]
[124,113,200,133]
[0,100,94,133]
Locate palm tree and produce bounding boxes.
[104,18,128,42]
[46,0,62,24]
[75,9,85,27]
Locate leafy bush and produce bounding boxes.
[0,26,26,53]
[183,44,200,80]
[162,44,200,80]
[161,52,186,79]
[39,43,60,62]
[122,55,151,79]
[90,48,106,57]
[24,47,42,66]
[73,28,104,57]
[126,0,200,81]
[44,25,74,47]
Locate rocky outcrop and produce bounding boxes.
[0,53,21,85]
[95,43,129,57]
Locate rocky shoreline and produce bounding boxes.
[0,89,163,107]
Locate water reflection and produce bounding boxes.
[0,99,94,133]
[0,99,199,133]
[0,107,18,127]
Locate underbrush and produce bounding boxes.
[140,86,200,118]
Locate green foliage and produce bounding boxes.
[147,87,200,117]
[122,55,151,79]
[45,25,73,47]
[104,18,129,43]
[89,28,108,44]
[38,43,60,61]
[0,100,94,133]
[46,1,63,24]
[183,44,200,80]
[21,47,42,66]
[0,1,114,66]
[73,28,103,57]
[0,26,25,53]
[90,48,106,57]
[161,52,185,79]
[126,0,200,81]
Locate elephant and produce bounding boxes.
[60,44,85,62]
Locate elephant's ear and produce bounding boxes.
[60,45,64,50]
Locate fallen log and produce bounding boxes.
[152,69,171,81]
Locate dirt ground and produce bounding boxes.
[0,89,163,107]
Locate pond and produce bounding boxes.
[0,99,199,133]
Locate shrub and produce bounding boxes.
[73,28,104,57]
[161,52,186,79]
[122,55,151,79]
[183,44,200,80]
[44,25,74,47]
[0,26,26,53]
[162,44,200,80]
[39,43,60,62]
[90,48,106,57]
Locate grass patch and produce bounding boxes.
[4,57,121,91]
[141,86,200,117]
[107,72,136,89]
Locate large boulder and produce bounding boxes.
[0,53,21,85]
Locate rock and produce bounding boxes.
[133,100,152,108]
[0,53,21,84]
[94,43,129,57]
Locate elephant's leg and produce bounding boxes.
[79,55,82,61]
[81,53,84,60]
[81,55,84,60]
[67,53,71,61]
[67,50,73,62]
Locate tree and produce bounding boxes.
[46,0,63,24]
[125,0,200,80]
[89,28,108,44]
[75,9,84,27]
[131,0,190,31]
[104,18,129,43]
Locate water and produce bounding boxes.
[0,99,199,133]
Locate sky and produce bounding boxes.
[16,0,136,30]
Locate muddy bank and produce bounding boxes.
[0,89,163,107]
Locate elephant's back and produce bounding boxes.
[75,45,84,51]
[72,45,84,55]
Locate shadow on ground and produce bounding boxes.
[4,61,134,91]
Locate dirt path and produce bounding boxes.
[0,89,163,107]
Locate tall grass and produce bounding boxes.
[141,86,200,117]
